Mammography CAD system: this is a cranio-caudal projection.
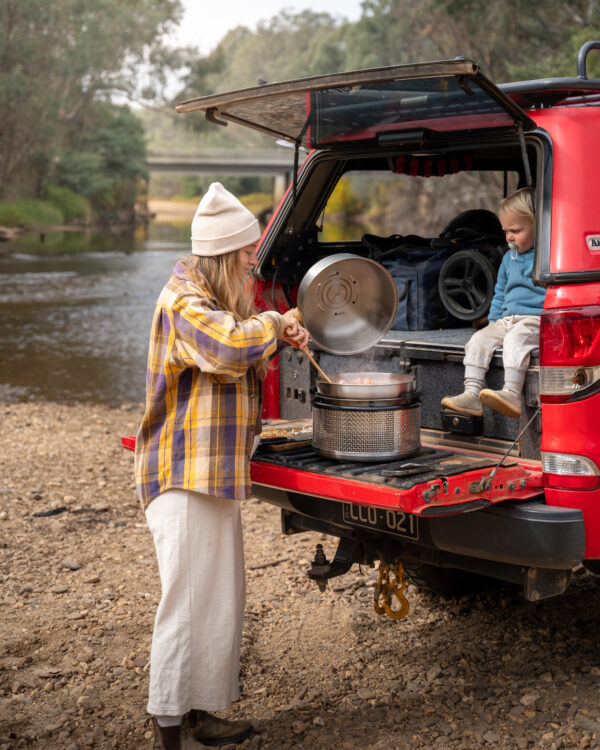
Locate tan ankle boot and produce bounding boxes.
[152,718,181,750]
[186,709,253,746]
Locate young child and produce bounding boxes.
[441,187,546,419]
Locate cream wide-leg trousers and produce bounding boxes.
[145,488,246,716]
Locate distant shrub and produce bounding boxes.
[179,176,205,199]
[0,199,64,227]
[326,178,363,218]
[45,185,91,222]
[0,203,22,225]
[240,192,272,217]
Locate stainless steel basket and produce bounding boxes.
[312,396,421,462]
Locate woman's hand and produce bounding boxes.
[280,311,309,349]
[281,326,309,349]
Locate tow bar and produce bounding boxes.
[307,540,410,621]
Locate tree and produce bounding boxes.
[343,0,600,82]
[0,0,184,196]
[177,11,349,146]
[52,104,148,217]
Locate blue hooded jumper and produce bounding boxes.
[488,248,546,322]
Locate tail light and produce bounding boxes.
[542,451,600,489]
[539,306,600,402]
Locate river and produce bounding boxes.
[0,222,190,405]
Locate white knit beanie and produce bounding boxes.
[191,182,261,256]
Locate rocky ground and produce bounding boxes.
[2,402,600,749]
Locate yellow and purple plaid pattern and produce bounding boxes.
[135,262,284,508]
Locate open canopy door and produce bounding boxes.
[176,59,536,148]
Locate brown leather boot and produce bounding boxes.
[152,717,181,750]
[186,709,253,746]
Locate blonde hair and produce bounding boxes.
[499,187,534,223]
[179,252,269,376]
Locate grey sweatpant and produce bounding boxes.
[464,315,540,385]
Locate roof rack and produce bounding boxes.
[498,40,600,109]
[499,78,600,108]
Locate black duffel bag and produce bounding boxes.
[362,233,455,330]
[434,210,506,322]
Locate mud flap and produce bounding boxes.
[524,567,571,601]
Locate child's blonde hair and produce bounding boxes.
[499,187,534,222]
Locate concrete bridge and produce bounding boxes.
[147,148,297,202]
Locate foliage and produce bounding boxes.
[50,105,147,217]
[325,178,364,219]
[2,0,599,228]
[181,10,348,95]
[0,198,64,227]
[238,192,273,221]
[169,3,600,228]
[177,11,349,146]
[0,0,184,205]
[174,175,270,201]
[44,186,91,223]
[340,0,600,81]
[178,3,600,106]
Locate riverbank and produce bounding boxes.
[3,401,600,749]
[0,206,153,244]
[148,193,273,226]
[0,195,269,242]
[147,199,196,224]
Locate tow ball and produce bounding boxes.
[307,541,358,592]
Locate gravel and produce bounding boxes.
[2,401,600,749]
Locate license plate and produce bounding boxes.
[342,503,419,540]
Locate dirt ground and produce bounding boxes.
[2,401,600,750]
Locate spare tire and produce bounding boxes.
[438,249,496,321]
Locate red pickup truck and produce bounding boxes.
[128,42,600,612]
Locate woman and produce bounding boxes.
[134,182,308,750]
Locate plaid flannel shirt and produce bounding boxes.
[135,262,285,508]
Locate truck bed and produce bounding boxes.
[251,440,544,516]
[280,327,541,460]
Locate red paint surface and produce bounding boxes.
[250,457,543,517]
[532,108,600,277]
[541,396,600,556]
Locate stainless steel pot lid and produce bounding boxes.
[297,253,398,355]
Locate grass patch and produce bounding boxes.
[240,192,272,217]
[44,186,91,222]
[0,198,64,227]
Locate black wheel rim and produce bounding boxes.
[439,252,494,320]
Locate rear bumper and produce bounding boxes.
[252,484,585,570]
[427,499,584,568]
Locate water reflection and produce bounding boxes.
[0,224,188,404]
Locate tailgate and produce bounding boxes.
[251,443,542,517]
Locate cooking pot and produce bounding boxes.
[297,253,398,355]
[312,393,421,462]
[315,372,416,400]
